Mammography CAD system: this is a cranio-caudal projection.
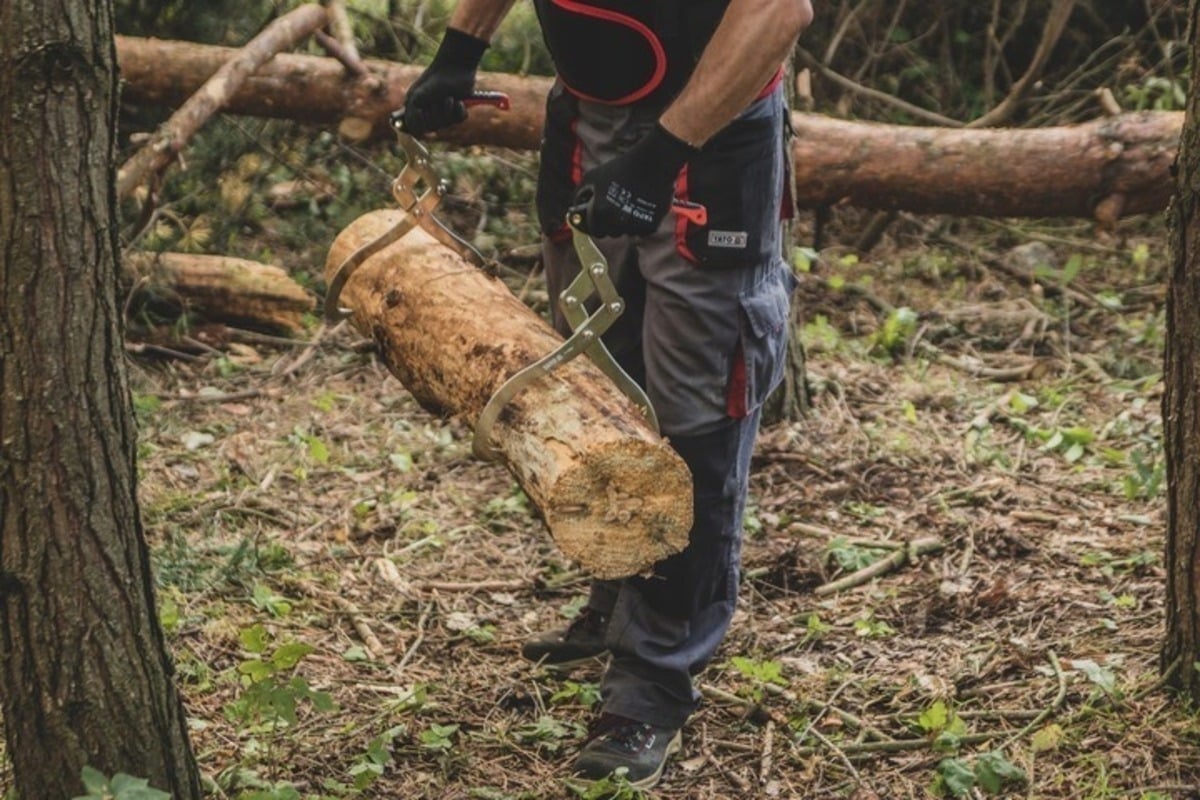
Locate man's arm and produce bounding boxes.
[660,0,813,147]
[446,0,519,42]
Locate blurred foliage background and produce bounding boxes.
[113,0,1188,304]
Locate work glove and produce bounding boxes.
[396,28,488,136]
[570,124,699,237]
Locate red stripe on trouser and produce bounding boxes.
[725,338,748,418]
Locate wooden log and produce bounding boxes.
[324,210,693,579]
[116,5,329,199]
[115,36,1182,220]
[125,252,315,334]
[116,35,542,149]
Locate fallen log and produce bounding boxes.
[115,36,1181,221]
[125,251,315,334]
[324,210,693,579]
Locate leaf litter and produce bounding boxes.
[115,214,1200,799]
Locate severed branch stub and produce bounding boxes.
[815,536,945,596]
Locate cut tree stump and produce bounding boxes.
[115,35,1181,221]
[125,252,315,334]
[324,210,693,579]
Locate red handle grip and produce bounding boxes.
[463,91,511,111]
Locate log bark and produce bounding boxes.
[116,5,329,198]
[325,211,693,579]
[124,252,315,334]
[115,36,1181,220]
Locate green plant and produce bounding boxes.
[418,723,460,754]
[872,306,919,357]
[931,751,1025,797]
[566,769,646,800]
[512,716,584,753]
[550,680,602,709]
[825,537,889,573]
[75,768,170,800]
[348,725,405,792]
[1123,444,1165,500]
[915,700,968,752]
[853,615,896,639]
[225,625,335,727]
[728,655,787,702]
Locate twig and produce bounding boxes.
[806,725,862,784]
[998,650,1067,751]
[320,0,368,77]
[273,320,346,378]
[814,536,944,596]
[412,578,530,593]
[918,344,1040,382]
[968,0,1078,128]
[395,603,431,675]
[794,46,963,128]
[759,720,775,786]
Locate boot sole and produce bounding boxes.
[627,730,683,790]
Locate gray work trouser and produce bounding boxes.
[538,83,793,729]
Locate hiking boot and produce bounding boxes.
[520,607,609,670]
[573,713,682,789]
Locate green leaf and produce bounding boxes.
[936,758,975,797]
[1030,723,1064,752]
[109,774,171,800]
[271,641,314,670]
[343,645,370,662]
[240,624,269,654]
[79,766,109,794]
[1071,658,1116,694]
[918,701,949,733]
[975,751,1026,794]
[238,658,274,683]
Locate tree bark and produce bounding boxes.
[325,211,693,579]
[115,36,1180,221]
[1162,0,1200,702]
[0,4,201,797]
[125,251,316,334]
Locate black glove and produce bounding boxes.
[569,124,698,237]
[396,28,488,136]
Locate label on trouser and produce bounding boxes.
[539,89,791,437]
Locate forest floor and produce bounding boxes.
[121,184,1199,800]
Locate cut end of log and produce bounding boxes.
[545,440,692,580]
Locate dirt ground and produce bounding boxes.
[128,211,1200,799]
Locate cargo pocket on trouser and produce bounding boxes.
[674,109,781,269]
[726,273,792,418]
[535,85,581,239]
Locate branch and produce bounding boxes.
[968,0,1078,128]
[814,536,944,596]
[116,3,329,199]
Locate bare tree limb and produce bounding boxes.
[969,0,1078,128]
[116,3,329,199]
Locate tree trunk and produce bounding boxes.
[1162,0,1200,701]
[0,4,201,797]
[125,251,315,334]
[325,211,693,579]
[115,35,1180,221]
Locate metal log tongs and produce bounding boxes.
[324,94,706,461]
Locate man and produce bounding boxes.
[398,0,813,787]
